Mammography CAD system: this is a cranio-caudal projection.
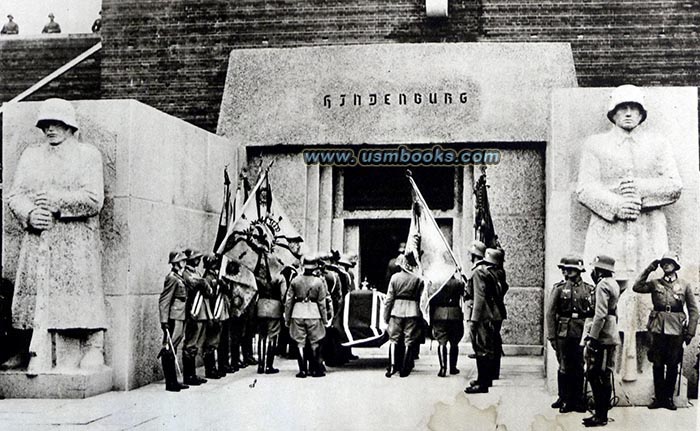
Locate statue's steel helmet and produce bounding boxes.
[36,98,79,131]
[607,85,647,124]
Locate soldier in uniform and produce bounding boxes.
[633,251,698,410]
[582,255,623,427]
[201,254,226,379]
[158,251,190,392]
[464,248,502,393]
[546,255,595,413]
[430,274,465,377]
[285,256,328,378]
[384,253,424,378]
[181,249,211,385]
[41,13,61,34]
[385,242,406,290]
[487,248,508,380]
[1,15,19,35]
[254,254,286,374]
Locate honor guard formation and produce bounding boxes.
[153,85,697,429]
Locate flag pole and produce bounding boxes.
[405,170,466,278]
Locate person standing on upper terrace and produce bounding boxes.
[41,13,61,34]
[1,14,19,35]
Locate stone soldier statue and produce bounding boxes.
[429,274,465,377]
[1,14,19,34]
[6,98,107,373]
[254,254,285,375]
[41,13,61,34]
[284,256,328,378]
[633,251,699,410]
[158,250,190,392]
[464,248,501,394]
[576,84,682,381]
[546,255,595,413]
[181,249,211,385]
[384,253,424,378]
[201,254,226,379]
[582,255,624,428]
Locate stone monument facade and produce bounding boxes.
[546,87,700,405]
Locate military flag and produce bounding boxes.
[474,166,500,248]
[405,171,462,325]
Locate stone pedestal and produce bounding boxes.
[545,87,700,404]
[2,100,241,396]
[0,368,112,399]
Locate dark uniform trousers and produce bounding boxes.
[546,278,595,409]
[633,267,699,407]
[584,277,621,422]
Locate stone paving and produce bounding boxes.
[0,345,696,431]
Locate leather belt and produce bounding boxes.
[654,306,682,313]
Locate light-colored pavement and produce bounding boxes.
[0,345,697,431]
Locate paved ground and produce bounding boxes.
[0,345,697,431]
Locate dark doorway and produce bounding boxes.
[359,219,410,293]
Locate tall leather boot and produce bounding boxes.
[648,365,665,409]
[295,346,307,378]
[493,354,502,380]
[231,341,242,370]
[183,354,206,386]
[385,343,396,378]
[265,338,280,374]
[160,349,180,392]
[204,351,222,379]
[311,346,326,378]
[552,371,565,408]
[400,344,414,377]
[664,364,678,411]
[559,373,575,413]
[437,345,447,377]
[257,336,266,374]
[572,369,587,413]
[242,335,256,366]
[449,343,460,375]
[464,358,489,393]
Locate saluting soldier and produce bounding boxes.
[546,255,595,413]
[430,274,465,377]
[254,255,286,375]
[465,248,503,393]
[582,255,623,428]
[181,249,212,386]
[285,256,328,378]
[633,251,699,410]
[384,253,424,378]
[158,250,189,392]
[201,254,225,379]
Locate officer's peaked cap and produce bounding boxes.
[302,256,318,268]
[36,98,79,131]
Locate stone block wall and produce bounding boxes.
[2,100,240,390]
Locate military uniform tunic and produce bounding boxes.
[634,269,699,366]
[284,274,328,347]
[384,270,424,346]
[429,275,464,345]
[546,278,595,373]
[159,270,188,350]
[466,262,500,358]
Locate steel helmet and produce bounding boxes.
[168,250,186,264]
[606,85,647,124]
[468,240,487,258]
[557,255,585,272]
[591,255,615,273]
[36,98,79,131]
[659,251,681,271]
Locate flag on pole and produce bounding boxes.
[474,166,500,248]
[405,171,462,325]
